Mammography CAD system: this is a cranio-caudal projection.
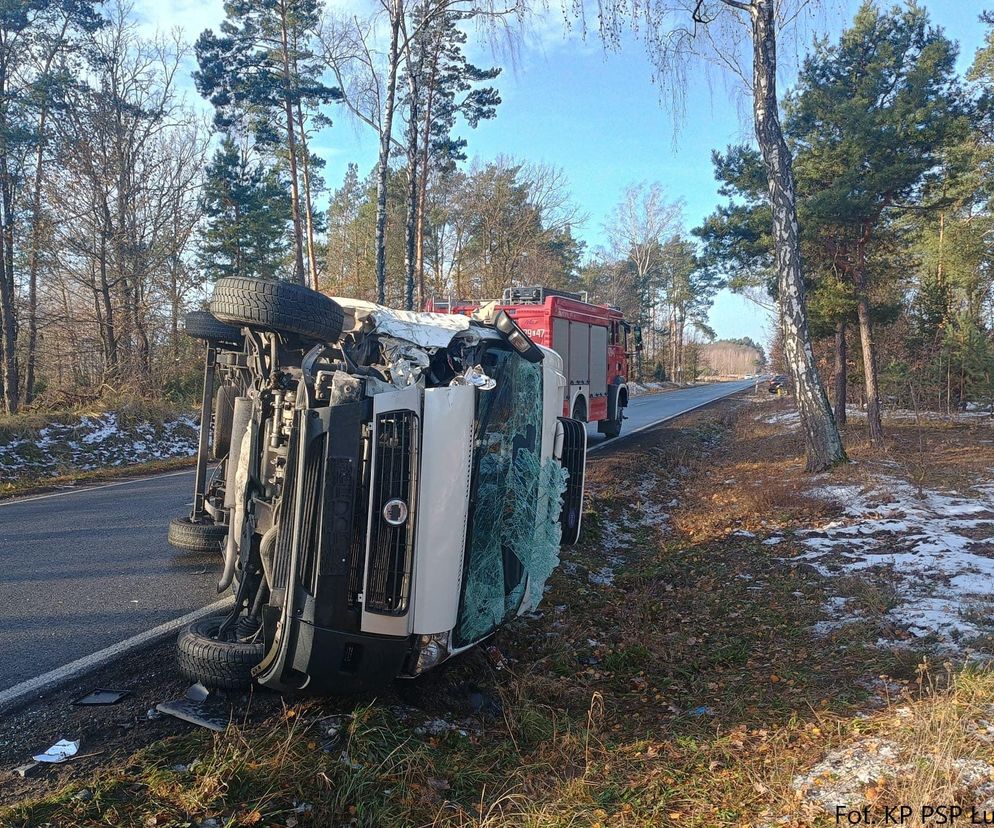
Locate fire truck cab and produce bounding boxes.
[443,286,631,439]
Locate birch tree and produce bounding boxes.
[586,0,845,470]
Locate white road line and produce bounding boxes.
[0,596,235,714]
[0,468,195,507]
[588,382,753,454]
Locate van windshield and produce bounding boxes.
[453,347,567,646]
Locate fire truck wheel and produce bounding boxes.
[571,397,587,422]
[168,516,227,554]
[183,310,243,347]
[600,417,622,439]
[176,614,264,690]
[210,277,344,344]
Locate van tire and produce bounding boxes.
[168,517,227,554]
[210,277,344,343]
[176,614,265,691]
[184,311,243,347]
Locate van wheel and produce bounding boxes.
[176,614,264,691]
[168,516,227,554]
[210,277,344,343]
[184,310,243,348]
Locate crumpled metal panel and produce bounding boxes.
[333,298,471,349]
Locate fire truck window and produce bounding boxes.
[611,323,618,345]
[454,350,568,646]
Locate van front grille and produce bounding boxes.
[364,411,419,615]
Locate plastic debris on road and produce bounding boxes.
[155,682,225,732]
[155,699,227,732]
[32,738,81,764]
[73,688,130,706]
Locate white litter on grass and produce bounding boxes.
[33,738,81,764]
[796,475,994,647]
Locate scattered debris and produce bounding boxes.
[32,738,81,764]
[485,644,507,671]
[73,688,130,706]
[12,762,40,778]
[184,682,210,703]
[155,699,227,733]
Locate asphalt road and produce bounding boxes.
[0,377,759,695]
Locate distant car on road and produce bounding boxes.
[768,375,790,394]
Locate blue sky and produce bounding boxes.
[135,0,988,347]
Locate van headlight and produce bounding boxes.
[412,632,450,674]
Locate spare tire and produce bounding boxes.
[210,277,344,343]
[184,310,243,347]
[211,384,237,460]
[177,614,264,691]
[168,516,227,554]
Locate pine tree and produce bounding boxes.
[198,137,291,282]
[195,0,339,285]
[400,3,501,308]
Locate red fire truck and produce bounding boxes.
[436,286,632,438]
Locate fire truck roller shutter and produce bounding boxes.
[590,325,608,394]
[568,322,590,386]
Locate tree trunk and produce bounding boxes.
[414,53,438,307]
[403,80,419,310]
[296,101,320,290]
[25,102,50,405]
[278,0,306,285]
[856,290,884,444]
[376,5,403,304]
[750,0,845,471]
[0,229,17,414]
[853,233,883,444]
[833,319,847,426]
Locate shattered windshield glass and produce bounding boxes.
[454,348,568,646]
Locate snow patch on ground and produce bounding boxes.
[0,411,199,480]
[790,737,994,816]
[792,737,907,813]
[762,409,800,425]
[796,475,994,648]
[586,475,672,588]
